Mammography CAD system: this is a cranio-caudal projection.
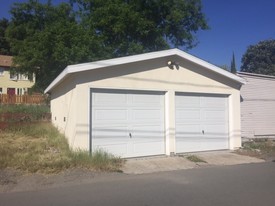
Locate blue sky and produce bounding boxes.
[188,0,275,70]
[0,0,274,70]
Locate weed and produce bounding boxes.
[0,104,50,121]
[0,123,123,173]
[242,141,275,152]
[70,149,123,172]
[237,140,275,160]
[186,155,207,163]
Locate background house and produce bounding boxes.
[45,49,245,158]
[0,55,35,95]
[237,72,275,139]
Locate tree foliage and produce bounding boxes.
[230,52,236,73]
[6,0,208,90]
[0,18,11,55]
[71,0,208,55]
[241,39,275,76]
[6,0,105,90]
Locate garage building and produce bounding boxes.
[45,49,245,158]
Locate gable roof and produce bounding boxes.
[0,55,13,67]
[45,48,246,93]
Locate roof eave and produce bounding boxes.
[44,48,246,93]
[44,67,69,93]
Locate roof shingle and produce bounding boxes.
[0,55,13,67]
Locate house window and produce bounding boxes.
[10,73,30,81]
[10,73,18,80]
[0,68,4,76]
[18,74,29,81]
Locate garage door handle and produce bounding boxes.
[202,130,204,134]
[129,133,132,138]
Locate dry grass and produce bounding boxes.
[0,123,123,173]
[237,139,275,160]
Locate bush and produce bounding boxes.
[0,105,50,123]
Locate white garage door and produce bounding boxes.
[91,89,165,158]
[176,93,229,153]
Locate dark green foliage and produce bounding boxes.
[0,18,11,55]
[241,39,275,75]
[6,1,105,90]
[71,0,209,53]
[230,52,236,73]
[6,0,208,90]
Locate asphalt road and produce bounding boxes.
[1,162,275,206]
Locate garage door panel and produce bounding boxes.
[132,109,163,121]
[175,95,200,108]
[91,89,165,158]
[93,126,129,140]
[176,138,203,153]
[94,109,128,121]
[132,94,163,106]
[93,92,127,106]
[203,124,228,135]
[201,96,226,108]
[176,109,200,122]
[176,93,229,153]
[132,141,165,156]
[203,110,226,121]
[176,124,201,136]
[131,125,164,140]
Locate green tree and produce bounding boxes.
[6,0,105,90]
[0,18,11,55]
[230,52,236,73]
[71,0,209,56]
[241,39,275,75]
[6,0,209,90]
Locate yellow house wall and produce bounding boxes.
[0,69,35,94]
[50,57,242,154]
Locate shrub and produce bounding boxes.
[0,105,51,124]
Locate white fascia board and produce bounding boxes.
[174,49,246,85]
[237,71,275,80]
[44,48,245,93]
[44,67,69,93]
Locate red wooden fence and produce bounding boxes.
[0,94,47,105]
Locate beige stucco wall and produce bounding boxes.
[50,56,242,154]
[50,75,79,147]
[0,69,35,94]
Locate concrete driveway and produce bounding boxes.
[122,151,264,174]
